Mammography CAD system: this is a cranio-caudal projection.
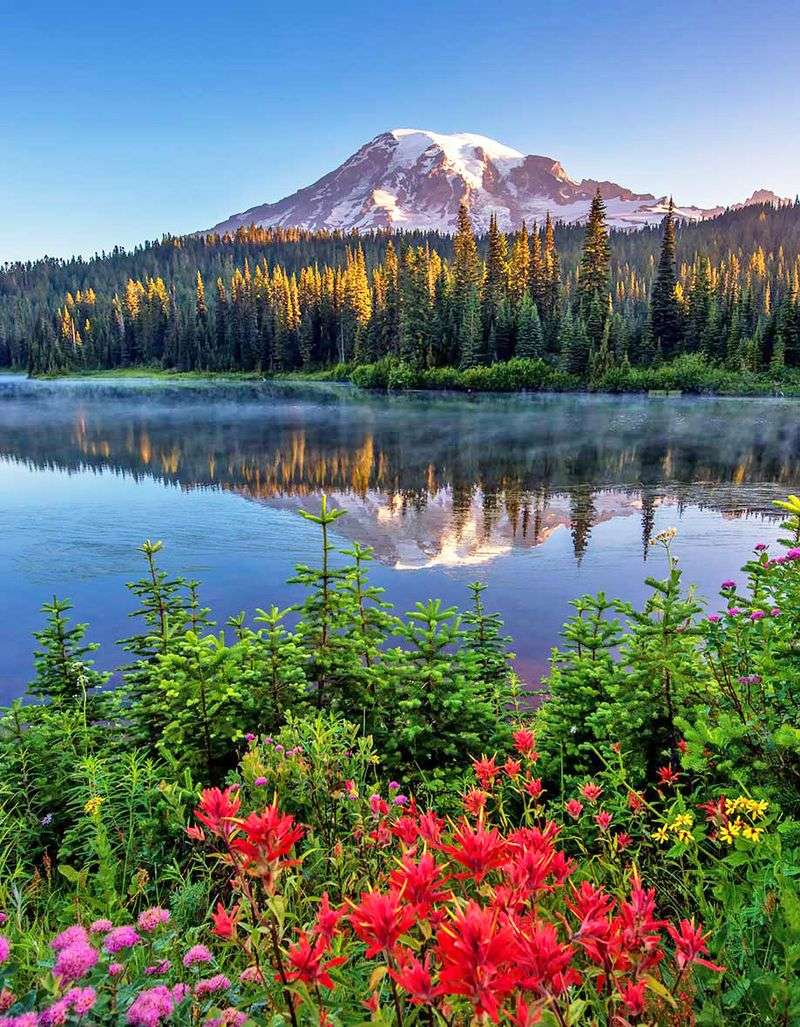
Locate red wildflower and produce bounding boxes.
[594,811,613,831]
[472,755,500,789]
[618,980,646,1014]
[194,787,241,839]
[512,995,543,1026]
[389,950,437,1005]
[611,741,622,754]
[284,932,346,989]
[524,778,544,801]
[463,788,488,816]
[677,738,688,753]
[565,799,583,820]
[667,919,725,973]
[657,766,680,787]
[435,902,520,1022]
[617,874,667,968]
[568,880,615,928]
[440,819,509,882]
[627,791,645,813]
[698,797,727,824]
[417,810,444,846]
[512,728,536,756]
[388,851,451,916]
[513,916,579,996]
[616,832,632,850]
[315,892,345,944]
[391,815,421,847]
[504,758,522,779]
[581,781,603,803]
[211,902,239,940]
[349,891,416,958]
[231,805,304,877]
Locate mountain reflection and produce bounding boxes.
[1,377,797,568]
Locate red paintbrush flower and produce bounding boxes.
[389,950,437,1005]
[504,758,522,779]
[389,850,451,917]
[472,755,500,789]
[211,902,239,940]
[440,819,509,882]
[512,728,536,757]
[524,778,544,800]
[667,919,725,973]
[513,916,578,996]
[315,892,345,944]
[194,787,241,839]
[580,781,603,802]
[348,890,416,959]
[435,902,520,1022]
[618,980,646,1014]
[283,932,346,989]
[463,788,488,816]
[657,766,680,787]
[231,805,304,869]
[565,799,583,820]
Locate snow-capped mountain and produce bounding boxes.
[210,129,790,235]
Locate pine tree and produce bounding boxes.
[459,285,483,369]
[650,199,683,357]
[30,597,109,706]
[452,204,482,359]
[483,214,509,345]
[515,291,543,358]
[576,189,611,331]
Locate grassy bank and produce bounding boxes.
[22,354,800,397]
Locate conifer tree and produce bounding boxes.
[576,190,611,337]
[650,199,683,357]
[515,291,543,358]
[459,285,483,369]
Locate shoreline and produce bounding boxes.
[10,362,800,399]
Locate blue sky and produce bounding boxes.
[2,0,799,262]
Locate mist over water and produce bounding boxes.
[1,374,797,699]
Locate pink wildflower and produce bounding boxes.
[137,907,170,933]
[65,987,97,1017]
[0,938,8,964]
[126,985,175,1026]
[204,1009,247,1027]
[89,919,113,934]
[39,1000,70,1026]
[182,944,213,967]
[104,926,140,954]
[239,966,264,984]
[194,974,231,997]
[253,776,267,787]
[108,963,125,977]
[51,925,89,951]
[54,941,98,982]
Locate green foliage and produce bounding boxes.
[2,497,800,1022]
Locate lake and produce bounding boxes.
[1,373,798,701]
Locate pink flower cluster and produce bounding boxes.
[126,984,186,1027]
[137,907,170,933]
[104,926,141,954]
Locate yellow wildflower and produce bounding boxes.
[83,795,104,816]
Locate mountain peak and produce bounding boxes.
[209,129,782,235]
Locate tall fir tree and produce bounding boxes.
[649,199,683,358]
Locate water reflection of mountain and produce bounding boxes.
[1,378,797,566]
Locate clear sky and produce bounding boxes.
[2,0,799,262]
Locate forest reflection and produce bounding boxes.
[1,378,797,567]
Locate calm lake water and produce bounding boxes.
[1,373,798,700]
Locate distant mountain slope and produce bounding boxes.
[210,128,790,234]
